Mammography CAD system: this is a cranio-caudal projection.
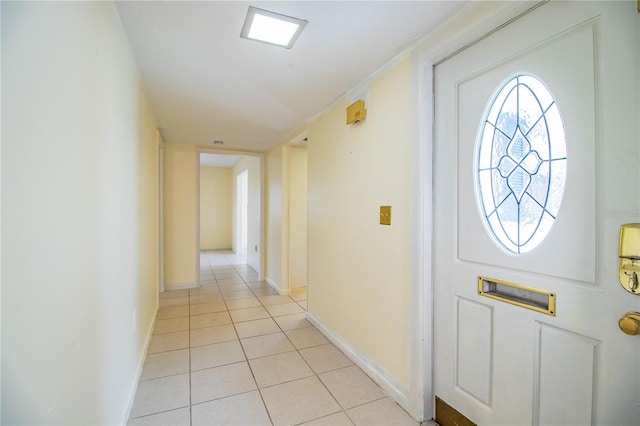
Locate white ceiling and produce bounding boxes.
[115,1,469,152]
[200,153,243,168]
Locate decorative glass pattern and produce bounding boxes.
[475,74,567,254]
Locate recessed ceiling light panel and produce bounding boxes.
[240,6,307,49]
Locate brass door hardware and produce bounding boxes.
[478,276,556,316]
[618,312,640,335]
[619,224,640,294]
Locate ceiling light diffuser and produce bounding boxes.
[240,6,307,49]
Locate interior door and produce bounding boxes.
[433,2,639,425]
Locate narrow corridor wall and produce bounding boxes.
[163,143,197,289]
[2,1,160,423]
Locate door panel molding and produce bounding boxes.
[456,297,493,406]
[532,323,599,425]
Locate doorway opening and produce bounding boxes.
[198,152,263,281]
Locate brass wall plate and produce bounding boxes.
[346,100,367,124]
[380,206,391,225]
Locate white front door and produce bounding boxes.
[433,2,639,424]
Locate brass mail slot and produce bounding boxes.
[478,276,556,316]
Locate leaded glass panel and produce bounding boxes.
[475,74,567,254]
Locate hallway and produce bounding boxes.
[128,251,418,425]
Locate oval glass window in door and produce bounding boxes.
[475,74,567,254]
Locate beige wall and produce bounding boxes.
[163,143,197,288]
[232,156,262,274]
[306,59,413,385]
[266,147,284,289]
[200,166,232,250]
[264,58,412,385]
[2,1,159,423]
[288,147,308,288]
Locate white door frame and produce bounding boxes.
[279,132,310,295]
[410,1,540,420]
[236,169,249,258]
[194,148,266,282]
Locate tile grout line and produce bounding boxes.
[237,262,346,425]
[137,252,323,424]
[188,263,197,426]
[233,259,275,425]
[191,259,218,423]
[300,344,349,423]
[202,254,276,425]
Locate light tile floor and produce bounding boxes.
[128,250,418,426]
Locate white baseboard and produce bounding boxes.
[122,307,157,424]
[265,277,291,295]
[265,277,279,291]
[200,246,232,251]
[305,313,411,417]
[165,281,197,291]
